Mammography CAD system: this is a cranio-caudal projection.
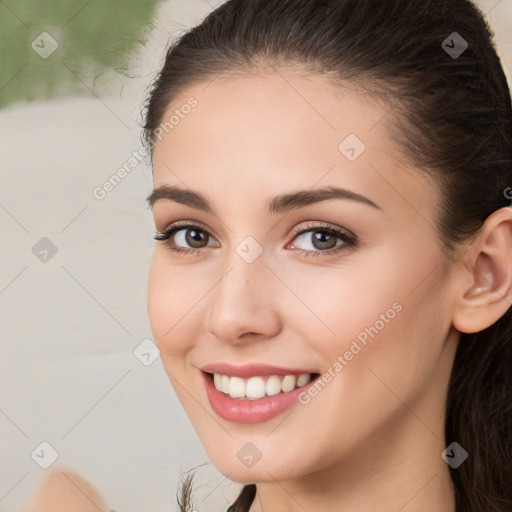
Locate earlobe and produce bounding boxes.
[452,207,512,334]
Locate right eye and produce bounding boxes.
[154,223,219,254]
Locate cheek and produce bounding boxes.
[147,250,201,358]
[278,255,403,353]
[329,273,449,417]
[291,247,449,389]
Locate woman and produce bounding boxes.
[143,0,512,511]
[29,0,512,510]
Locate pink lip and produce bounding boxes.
[200,362,316,378]
[201,370,320,424]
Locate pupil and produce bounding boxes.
[186,229,207,248]
[313,231,336,250]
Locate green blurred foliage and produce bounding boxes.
[0,0,166,109]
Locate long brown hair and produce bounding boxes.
[143,1,512,510]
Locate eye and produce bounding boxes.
[287,222,357,258]
[153,222,219,255]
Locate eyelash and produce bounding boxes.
[153,221,358,258]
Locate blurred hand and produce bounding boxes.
[28,468,109,512]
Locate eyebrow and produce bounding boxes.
[146,185,381,214]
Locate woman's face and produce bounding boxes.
[147,70,461,483]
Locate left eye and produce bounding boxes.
[289,227,354,252]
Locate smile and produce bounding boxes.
[200,363,321,424]
[213,373,313,399]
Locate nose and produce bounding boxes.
[205,258,282,345]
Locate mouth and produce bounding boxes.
[205,371,319,400]
[200,364,321,424]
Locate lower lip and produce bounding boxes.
[202,371,318,424]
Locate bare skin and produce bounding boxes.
[28,467,108,512]
[147,68,512,511]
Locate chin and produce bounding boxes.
[205,446,305,484]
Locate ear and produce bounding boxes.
[452,206,512,334]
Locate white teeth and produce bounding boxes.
[221,374,230,394]
[281,375,296,392]
[228,376,246,398]
[297,373,311,387]
[265,375,282,396]
[212,372,312,399]
[246,377,266,399]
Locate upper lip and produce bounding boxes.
[200,362,318,378]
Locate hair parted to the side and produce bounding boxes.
[143,1,512,511]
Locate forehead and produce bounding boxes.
[154,70,387,160]
[151,70,438,224]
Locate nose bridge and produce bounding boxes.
[206,246,281,342]
[215,231,268,300]
[213,251,267,314]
